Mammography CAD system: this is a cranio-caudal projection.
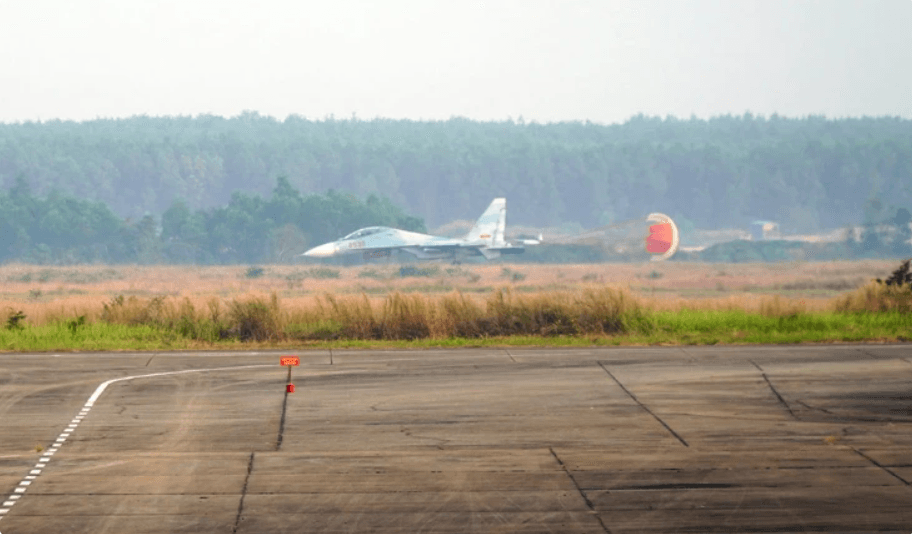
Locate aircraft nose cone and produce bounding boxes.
[302,242,338,258]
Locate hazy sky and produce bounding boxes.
[1,0,910,124]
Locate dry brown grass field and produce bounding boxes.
[0,260,901,327]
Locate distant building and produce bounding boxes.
[750,221,779,240]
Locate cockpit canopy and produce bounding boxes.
[342,227,388,240]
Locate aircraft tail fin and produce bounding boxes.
[465,198,506,246]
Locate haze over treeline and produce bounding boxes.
[0,178,425,264]
[1,113,910,235]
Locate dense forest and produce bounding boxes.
[2,113,910,235]
[0,173,907,265]
[0,113,910,264]
[0,177,424,264]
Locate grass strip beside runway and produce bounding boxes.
[1,309,908,351]
[0,322,184,351]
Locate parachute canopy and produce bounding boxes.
[644,213,680,261]
[646,224,673,253]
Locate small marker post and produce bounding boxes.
[281,356,300,393]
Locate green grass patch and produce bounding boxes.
[1,308,909,352]
[628,309,912,344]
[0,321,194,352]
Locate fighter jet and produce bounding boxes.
[302,198,540,261]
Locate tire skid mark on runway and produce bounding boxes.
[793,399,907,424]
[749,360,800,421]
[662,411,784,422]
[677,346,698,364]
[596,361,689,447]
[0,378,117,420]
[0,363,272,523]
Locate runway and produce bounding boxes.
[1,345,910,533]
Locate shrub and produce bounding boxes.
[245,266,265,279]
[227,294,281,341]
[67,315,86,333]
[6,309,26,330]
[833,260,912,313]
[875,259,912,287]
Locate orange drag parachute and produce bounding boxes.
[644,213,680,261]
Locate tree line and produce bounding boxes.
[1,113,910,236]
[2,170,906,265]
[0,176,424,264]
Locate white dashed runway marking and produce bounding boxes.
[0,363,272,522]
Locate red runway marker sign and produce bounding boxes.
[281,356,298,394]
[280,356,300,366]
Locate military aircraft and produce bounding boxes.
[302,198,540,261]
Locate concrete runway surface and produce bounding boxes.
[0,344,910,533]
